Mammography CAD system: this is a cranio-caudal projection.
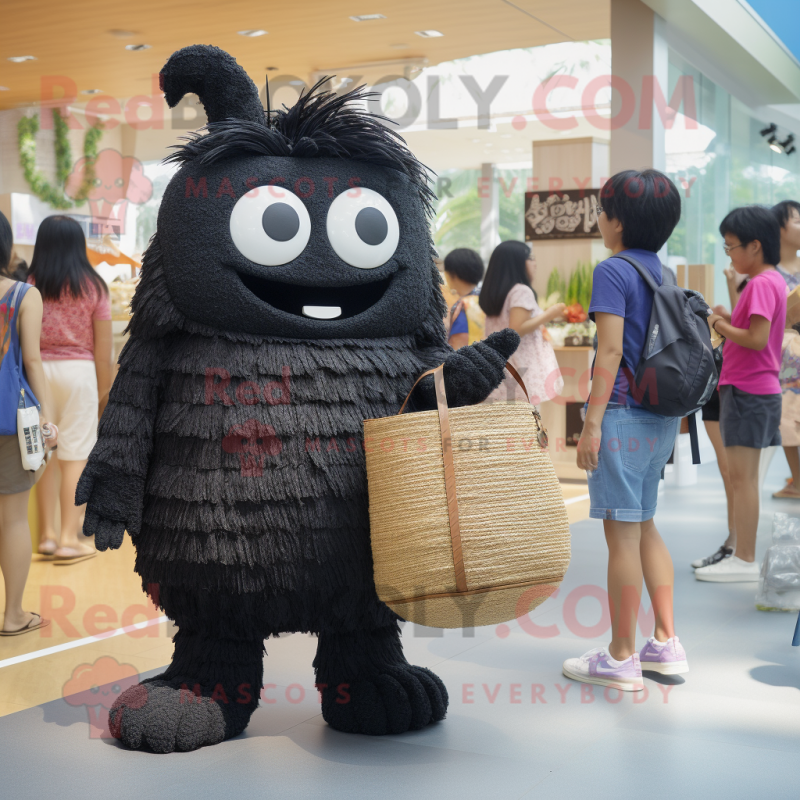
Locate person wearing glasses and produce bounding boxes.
[563,170,687,693]
[697,207,786,582]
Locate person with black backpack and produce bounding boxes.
[563,170,692,693]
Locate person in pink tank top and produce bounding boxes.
[27,216,113,564]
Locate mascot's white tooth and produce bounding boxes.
[302,305,342,319]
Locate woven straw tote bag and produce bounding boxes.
[364,361,571,628]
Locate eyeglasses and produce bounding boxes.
[595,205,604,216]
[722,243,744,255]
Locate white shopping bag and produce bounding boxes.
[17,402,45,471]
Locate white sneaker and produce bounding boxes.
[695,555,760,582]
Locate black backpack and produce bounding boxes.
[616,254,718,460]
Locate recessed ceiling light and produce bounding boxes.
[0,86,9,91]
[350,14,386,21]
[415,30,444,38]
[125,44,151,51]
[238,29,267,37]
[8,56,36,63]
[81,89,103,95]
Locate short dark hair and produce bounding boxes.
[444,248,484,285]
[0,210,12,276]
[600,169,681,252]
[772,199,800,229]
[719,206,781,266]
[478,240,531,316]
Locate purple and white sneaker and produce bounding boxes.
[639,636,689,675]
[562,647,644,692]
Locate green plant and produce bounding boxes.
[17,109,103,209]
[574,261,594,310]
[566,270,580,305]
[546,267,565,300]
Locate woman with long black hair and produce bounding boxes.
[28,216,113,563]
[479,240,564,406]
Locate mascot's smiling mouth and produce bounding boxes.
[238,271,393,320]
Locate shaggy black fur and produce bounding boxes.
[78,45,518,753]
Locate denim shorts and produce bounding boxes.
[585,404,679,522]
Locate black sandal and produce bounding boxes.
[0,613,51,636]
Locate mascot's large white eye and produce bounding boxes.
[229,187,311,266]
[326,188,399,269]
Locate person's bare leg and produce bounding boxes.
[725,446,762,563]
[55,459,90,552]
[704,421,736,547]
[604,519,642,661]
[35,454,60,547]
[640,518,675,642]
[782,446,800,494]
[0,489,38,631]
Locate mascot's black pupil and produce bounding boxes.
[355,207,388,246]
[262,203,300,242]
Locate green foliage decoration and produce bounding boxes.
[17,109,103,210]
[546,267,565,300]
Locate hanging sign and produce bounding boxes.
[524,189,602,240]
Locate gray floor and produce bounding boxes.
[2,458,799,800]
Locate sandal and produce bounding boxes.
[37,539,58,556]
[773,483,800,499]
[0,613,51,637]
[53,545,97,565]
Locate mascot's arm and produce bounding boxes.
[410,328,520,411]
[75,336,162,551]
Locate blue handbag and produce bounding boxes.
[0,282,40,436]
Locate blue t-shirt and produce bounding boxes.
[588,248,663,406]
[449,307,468,336]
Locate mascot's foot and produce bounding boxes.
[320,664,448,736]
[108,677,253,753]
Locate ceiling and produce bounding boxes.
[0,0,609,111]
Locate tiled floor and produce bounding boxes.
[1,464,798,799]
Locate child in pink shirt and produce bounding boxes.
[700,206,786,583]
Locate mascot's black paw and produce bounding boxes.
[320,665,448,735]
[108,677,251,753]
[412,328,521,410]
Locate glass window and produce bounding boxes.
[666,50,800,306]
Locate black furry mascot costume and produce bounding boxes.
[77,45,519,752]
